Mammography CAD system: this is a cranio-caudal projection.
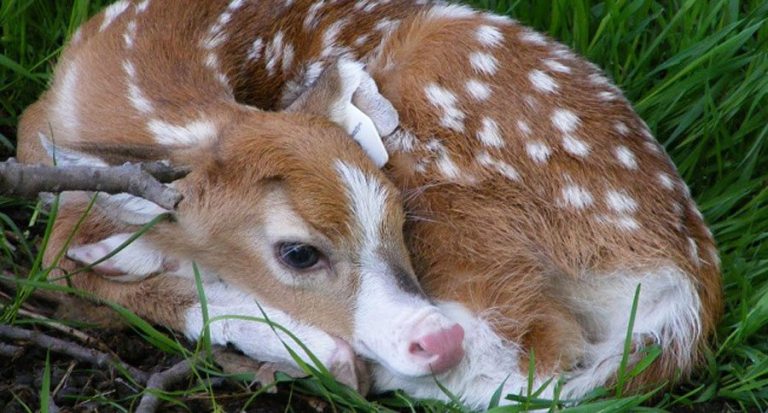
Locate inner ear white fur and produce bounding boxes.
[40,133,108,167]
[96,193,170,225]
[67,233,167,282]
[40,134,170,224]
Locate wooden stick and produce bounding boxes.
[135,359,193,413]
[0,160,188,209]
[0,324,149,383]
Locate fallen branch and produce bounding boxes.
[0,342,22,357]
[135,358,193,413]
[0,324,149,383]
[0,159,189,210]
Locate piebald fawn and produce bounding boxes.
[16,0,721,406]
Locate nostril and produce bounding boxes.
[408,341,427,356]
[410,323,465,373]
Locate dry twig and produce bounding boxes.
[0,324,149,383]
[0,160,189,209]
[135,359,193,413]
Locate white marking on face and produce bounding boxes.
[465,79,492,101]
[658,172,675,190]
[562,135,590,157]
[542,59,571,73]
[551,109,580,133]
[469,52,499,75]
[526,141,551,164]
[335,160,388,252]
[477,117,503,148]
[424,83,465,132]
[148,118,218,145]
[265,31,285,76]
[304,1,326,30]
[519,30,546,45]
[247,38,264,61]
[615,145,638,169]
[614,121,630,136]
[560,185,594,209]
[517,120,532,135]
[529,69,558,93]
[426,4,476,20]
[605,190,638,213]
[477,151,519,181]
[475,25,503,47]
[100,0,130,32]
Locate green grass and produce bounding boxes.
[2,0,768,411]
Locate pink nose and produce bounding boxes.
[408,324,465,374]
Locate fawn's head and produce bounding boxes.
[58,61,465,377]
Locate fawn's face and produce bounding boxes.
[167,113,463,377]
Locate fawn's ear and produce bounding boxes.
[40,134,171,224]
[40,133,108,167]
[67,233,172,282]
[286,59,398,168]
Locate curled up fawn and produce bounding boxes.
[16,0,722,407]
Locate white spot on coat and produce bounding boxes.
[304,1,326,30]
[614,121,630,136]
[517,120,532,135]
[526,141,551,164]
[425,83,465,132]
[426,4,476,20]
[520,30,546,45]
[264,31,285,76]
[477,151,519,181]
[247,38,264,61]
[136,0,151,13]
[562,135,590,157]
[477,117,503,148]
[529,69,558,93]
[148,119,218,145]
[469,52,499,75]
[543,59,571,73]
[615,145,638,169]
[552,109,580,133]
[560,185,594,209]
[605,190,638,213]
[100,0,130,32]
[465,79,491,101]
[658,172,675,190]
[475,25,503,47]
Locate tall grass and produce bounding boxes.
[1,0,767,411]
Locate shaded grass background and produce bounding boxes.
[1,0,767,411]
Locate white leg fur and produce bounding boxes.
[559,265,702,399]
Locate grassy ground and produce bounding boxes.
[1,0,767,411]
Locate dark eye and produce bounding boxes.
[277,242,321,270]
